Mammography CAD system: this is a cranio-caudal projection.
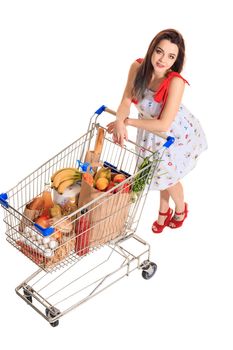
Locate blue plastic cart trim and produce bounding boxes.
[76,160,93,173]
[0,193,9,208]
[95,105,106,115]
[163,136,175,148]
[103,161,131,177]
[34,224,55,236]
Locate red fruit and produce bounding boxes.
[114,183,131,193]
[113,174,126,183]
[35,215,49,228]
[122,183,131,193]
[106,181,116,191]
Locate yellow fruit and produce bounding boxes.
[95,177,109,191]
[51,167,77,182]
[50,204,62,218]
[57,179,75,194]
[94,167,111,182]
[53,169,78,189]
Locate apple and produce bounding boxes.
[123,183,131,193]
[35,215,49,228]
[113,174,126,183]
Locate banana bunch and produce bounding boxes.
[51,167,82,194]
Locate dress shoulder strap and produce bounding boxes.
[154,71,189,104]
[154,71,190,118]
[167,71,189,85]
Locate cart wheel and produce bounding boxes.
[45,307,60,327]
[142,262,157,280]
[23,289,32,303]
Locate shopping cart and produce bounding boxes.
[0,105,174,326]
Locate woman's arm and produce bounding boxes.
[126,77,185,133]
[112,61,140,146]
[116,61,140,121]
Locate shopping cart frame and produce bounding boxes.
[1,105,174,326]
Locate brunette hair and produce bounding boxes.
[132,29,185,100]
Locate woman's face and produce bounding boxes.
[151,39,179,75]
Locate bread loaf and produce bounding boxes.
[94,127,105,155]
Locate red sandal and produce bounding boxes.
[168,203,188,229]
[152,208,173,234]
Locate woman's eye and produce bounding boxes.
[169,56,175,60]
[156,49,161,54]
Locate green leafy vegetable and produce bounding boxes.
[132,157,153,193]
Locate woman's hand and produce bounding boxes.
[106,121,116,134]
[107,119,128,147]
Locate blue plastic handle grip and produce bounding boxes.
[95,105,107,115]
[34,224,55,236]
[163,136,175,148]
[0,193,9,208]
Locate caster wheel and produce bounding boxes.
[50,320,59,328]
[142,262,157,280]
[45,307,60,327]
[23,289,32,303]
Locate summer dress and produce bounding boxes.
[133,59,208,190]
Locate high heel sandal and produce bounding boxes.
[152,208,173,234]
[168,203,188,229]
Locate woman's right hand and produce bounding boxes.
[107,119,128,147]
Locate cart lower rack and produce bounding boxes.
[0,105,174,326]
[15,235,156,326]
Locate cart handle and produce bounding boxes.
[0,193,9,208]
[95,105,175,147]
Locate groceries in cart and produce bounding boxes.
[16,161,132,269]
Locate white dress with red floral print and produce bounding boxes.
[135,87,208,190]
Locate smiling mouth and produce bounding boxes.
[156,62,165,68]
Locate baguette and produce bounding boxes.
[94,127,105,155]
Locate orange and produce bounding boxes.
[95,177,109,191]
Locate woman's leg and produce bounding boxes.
[166,182,186,226]
[152,189,170,233]
[157,189,170,223]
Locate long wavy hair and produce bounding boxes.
[132,29,186,100]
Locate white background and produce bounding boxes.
[0,0,232,349]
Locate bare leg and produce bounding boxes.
[158,189,170,220]
[167,182,186,227]
[152,189,171,232]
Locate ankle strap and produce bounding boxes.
[175,210,184,215]
[159,208,171,216]
[175,203,188,216]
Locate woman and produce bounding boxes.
[107,29,207,233]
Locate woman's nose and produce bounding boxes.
[159,54,165,63]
